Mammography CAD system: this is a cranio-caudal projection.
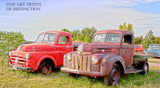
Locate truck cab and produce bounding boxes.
[61,30,149,85]
[9,31,73,75]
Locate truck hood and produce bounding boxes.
[17,43,55,52]
[77,43,120,54]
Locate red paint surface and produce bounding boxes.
[9,31,73,71]
[134,45,143,52]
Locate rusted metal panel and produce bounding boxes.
[79,55,83,70]
[72,55,75,69]
[82,56,87,71]
[62,30,150,78]
[75,55,79,70]
[70,54,92,71]
[87,56,91,71]
[61,67,102,77]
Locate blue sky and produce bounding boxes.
[0,0,160,41]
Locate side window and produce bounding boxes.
[58,36,70,44]
[123,35,132,45]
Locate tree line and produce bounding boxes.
[62,27,97,43]
[0,32,26,58]
[1,23,160,58]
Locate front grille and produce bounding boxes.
[10,55,26,66]
[71,55,92,71]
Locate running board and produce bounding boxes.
[125,68,143,74]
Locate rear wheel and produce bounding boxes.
[38,62,52,75]
[141,62,149,75]
[104,64,121,86]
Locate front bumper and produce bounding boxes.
[61,67,102,77]
[9,62,32,70]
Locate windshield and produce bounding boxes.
[36,33,57,43]
[149,45,160,49]
[93,33,121,43]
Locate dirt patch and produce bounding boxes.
[149,62,160,67]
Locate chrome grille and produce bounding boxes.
[10,56,25,66]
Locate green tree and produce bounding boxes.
[80,27,96,42]
[84,36,90,42]
[78,33,85,42]
[154,37,160,44]
[0,31,26,58]
[61,27,97,42]
[119,22,133,32]
[142,30,155,48]
[61,28,70,33]
[71,30,80,41]
[134,36,143,44]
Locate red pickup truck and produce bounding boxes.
[9,31,76,75]
[134,45,144,52]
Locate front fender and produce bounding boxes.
[34,55,57,70]
[100,54,125,76]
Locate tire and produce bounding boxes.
[141,62,149,75]
[104,64,121,86]
[38,62,52,75]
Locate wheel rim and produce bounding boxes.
[144,63,148,75]
[111,66,120,85]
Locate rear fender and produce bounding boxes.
[100,54,125,76]
[34,55,57,70]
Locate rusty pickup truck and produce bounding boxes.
[61,30,153,85]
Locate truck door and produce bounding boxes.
[57,36,72,65]
[121,35,134,68]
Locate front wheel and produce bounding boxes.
[104,64,121,86]
[38,62,52,75]
[141,62,149,75]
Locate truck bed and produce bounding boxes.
[133,52,155,62]
[134,52,155,58]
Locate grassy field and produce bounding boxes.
[0,58,160,88]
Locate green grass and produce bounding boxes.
[0,58,160,88]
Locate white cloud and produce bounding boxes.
[96,0,160,7]
[134,0,160,3]
[1,0,160,41]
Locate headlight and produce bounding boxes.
[67,54,71,61]
[92,56,98,64]
[64,54,67,59]
[26,62,28,66]
[26,53,30,59]
[9,51,12,57]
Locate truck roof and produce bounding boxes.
[95,30,133,35]
[41,30,71,35]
